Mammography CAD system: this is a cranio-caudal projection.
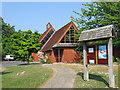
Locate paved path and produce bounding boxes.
[42,64,75,88]
[1,61,27,68]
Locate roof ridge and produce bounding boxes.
[56,21,72,32]
[82,25,114,33]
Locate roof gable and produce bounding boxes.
[42,21,77,51]
[38,23,55,43]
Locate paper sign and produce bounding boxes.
[88,48,94,53]
[89,60,95,64]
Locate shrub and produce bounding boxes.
[113,56,116,62]
[80,52,83,64]
[116,58,120,62]
[37,52,50,64]
[29,56,33,62]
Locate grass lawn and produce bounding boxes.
[58,63,118,88]
[1,65,53,88]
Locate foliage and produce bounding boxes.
[1,19,15,58]
[116,58,120,62]
[29,56,33,62]
[1,18,41,63]
[45,53,51,64]
[37,52,44,63]
[73,2,120,48]
[113,56,116,62]
[80,52,83,64]
[37,52,50,64]
[11,30,41,64]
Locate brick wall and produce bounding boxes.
[61,48,81,63]
[31,53,40,61]
[45,50,57,63]
[46,48,81,63]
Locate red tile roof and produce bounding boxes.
[42,21,73,51]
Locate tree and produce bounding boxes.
[1,18,15,58]
[11,30,41,64]
[73,2,120,48]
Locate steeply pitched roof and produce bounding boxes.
[38,23,55,43]
[41,21,73,51]
[79,25,116,42]
[38,29,49,42]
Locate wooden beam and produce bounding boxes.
[83,42,89,81]
[96,45,98,64]
[58,49,60,62]
[108,38,115,88]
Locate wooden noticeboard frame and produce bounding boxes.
[79,25,116,88]
[87,44,108,65]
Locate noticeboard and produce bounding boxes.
[98,45,107,59]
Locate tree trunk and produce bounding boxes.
[27,52,30,64]
[27,59,29,64]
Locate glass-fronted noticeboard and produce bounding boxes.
[98,45,107,59]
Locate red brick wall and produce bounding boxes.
[32,47,119,62]
[31,53,40,61]
[45,50,57,63]
[61,48,81,63]
[46,48,81,63]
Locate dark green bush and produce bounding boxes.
[116,58,120,62]
[29,56,33,62]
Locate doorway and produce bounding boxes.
[54,49,63,62]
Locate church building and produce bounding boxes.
[32,21,81,63]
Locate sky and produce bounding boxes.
[2,2,86,34]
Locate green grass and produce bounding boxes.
[58,64,118,88]
[1,65,53,88]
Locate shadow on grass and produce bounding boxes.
[77,72,109,87]
[0,72,12,75]
[18,63,42,66]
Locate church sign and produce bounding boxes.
[79,25,116,88]
[87,44,108,65]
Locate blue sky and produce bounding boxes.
[2,2,86,34]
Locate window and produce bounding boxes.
[60,37,64,43]
[44,36,49,41]
[59,25,78,43]
[49,29,54,35]
[41,40,45,45]
[40,29,54,48]
[46,33,51,38]
[40,44,43,48]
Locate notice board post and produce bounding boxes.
[83,42,89,81]
[108,38,115,88]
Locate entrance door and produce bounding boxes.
[54,49,63,62]
[87,46,96,64]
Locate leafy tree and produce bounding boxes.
[11,30,41,64]
[1,18,15,58]
[73,2,120,48]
